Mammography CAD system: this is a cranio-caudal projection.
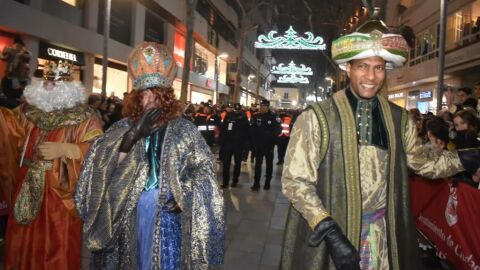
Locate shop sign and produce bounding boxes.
[39,42,84,65]
[388,92,404,100]
[419,90,433,100]
[174,32,186,67]
[47,48,78,62]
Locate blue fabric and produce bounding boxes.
[137,189,159,270]
[137,190,182,270]
[160,193,182,270]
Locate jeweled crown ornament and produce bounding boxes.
[128,42,177,91]
[43,60,73,81]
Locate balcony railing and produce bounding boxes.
[409,28,480,67]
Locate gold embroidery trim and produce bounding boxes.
[308,210,331,230]
[13,161,46,224]
[333,90,361,248]
[82,129,103,142]
[378,97,400,270]
[310,102,330,162]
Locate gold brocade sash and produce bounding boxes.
[13,160,49,224]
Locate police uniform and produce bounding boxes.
[219,103,249,188]
[194,108,216,147]
[250,100,281,190]
[276,112,293,165]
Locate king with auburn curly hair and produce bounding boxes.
[74,42,225,269]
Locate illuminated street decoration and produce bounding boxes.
[277,74,310,84]
[255,26,326,50]
[271,61,313,76]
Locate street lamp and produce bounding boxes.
[214,52,228,104]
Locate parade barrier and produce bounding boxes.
[410,175,480,270]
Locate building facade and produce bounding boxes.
[0,0,274,104]
[385,0,480,112]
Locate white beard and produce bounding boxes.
[23,81,86,112]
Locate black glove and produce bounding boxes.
[457,148,480,175]
[119,109,161,153]
[164,199,182,214]
[308,217,360,270]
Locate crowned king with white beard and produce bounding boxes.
[4,60,103,270]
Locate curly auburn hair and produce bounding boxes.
[122,87,182,125]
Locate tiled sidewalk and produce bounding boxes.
[221,161,288,270]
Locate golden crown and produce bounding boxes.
[127,42,176,90]
[43,60,73,81]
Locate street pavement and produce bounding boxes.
[219,159,288,270]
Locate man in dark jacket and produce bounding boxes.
[250,99,281,190]
[219,103,249,188]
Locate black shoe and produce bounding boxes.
[263,184,270,190]
[250,185,260,191]
[276,161,283,165]
[231,182,238,188]
[220,184,228,189]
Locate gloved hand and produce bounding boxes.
[38,142,81,160]
[119,109,161,153]
[457,148,480,175]
[308,217,360,270]
[164,199,182,214]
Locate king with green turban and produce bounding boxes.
[279,14,478,270]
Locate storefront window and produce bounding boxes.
[172,79,181,99]
[92,63,128,98]
[193,42,215,80]
[240,92,247,106]
[190,85,212,104]
[61,0,82,7]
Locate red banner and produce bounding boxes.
[174,32,185,68]
[410,176,480,269]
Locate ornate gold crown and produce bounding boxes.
[43,60,73,81]
[128,42,176,90]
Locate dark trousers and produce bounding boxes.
[253,145,274,187]
[277,137,290,163]
[221,144,243,185]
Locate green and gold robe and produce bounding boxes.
[280,89,464,270]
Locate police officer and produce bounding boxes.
[250,99,281,190]
[276,110,293,165]
[219,103,249,188]
[244,103,259,162]
[194,106,215,147]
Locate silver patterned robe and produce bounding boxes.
[74,117,225,269]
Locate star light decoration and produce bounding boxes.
[277,74,310,84]
[255,26,326,50]
[271,61,313,76]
